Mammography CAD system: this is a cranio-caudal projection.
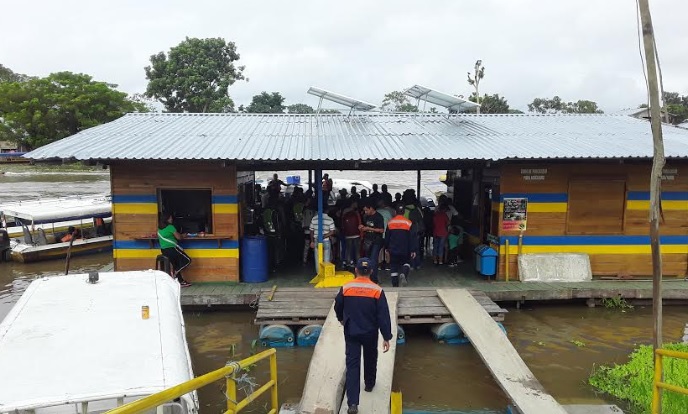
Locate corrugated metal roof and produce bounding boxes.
[25,113,688,162]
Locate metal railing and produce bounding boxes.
[107,348,278,414]
[652,348,688,414]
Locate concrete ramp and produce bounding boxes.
[339,293,399,414]
[437,289,568,414]
[299,304,347,414]
[299,293,399,414]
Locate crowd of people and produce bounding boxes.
[248,173,466,285]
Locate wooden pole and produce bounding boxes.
[638,0,666,352]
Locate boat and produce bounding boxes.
[0,151,30,164]
[0,194,113,263]
[0,270,199,414]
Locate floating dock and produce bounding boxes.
[254,287,506,326]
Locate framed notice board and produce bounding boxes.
[502,198,527,231]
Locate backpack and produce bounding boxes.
[262,208,276,233]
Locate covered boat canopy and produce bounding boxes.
[0,194,111,224]
[0,270,196,412]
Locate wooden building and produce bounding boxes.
[25,113,688,283]
[448,161,688,280]
[110,162,241,281]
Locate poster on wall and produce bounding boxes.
[502,198,528,231]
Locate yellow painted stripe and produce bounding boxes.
[499,244,688,255]
[212,204,238,214]
[627,200,688,210]
[113,203,158,214]
[498,202,568,213]
[114,248,239,259]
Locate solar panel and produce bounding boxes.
[307,87,376,111]
[404,84,479,112]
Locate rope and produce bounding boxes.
[223,361,258,405]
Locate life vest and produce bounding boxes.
[262,208,276,233]
[61,234,74,243]
[387,215,412,231]
[342,277,382,299]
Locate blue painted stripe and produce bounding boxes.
[500,235,688,246]
[115,239,239,249]
[627,191,688,201]
[112,194,157,203]
[499,193,568,202]
[212,195,238,204]
[112,195,238,204]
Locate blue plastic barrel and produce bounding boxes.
[260,325,295,348]
[396,325,406,345]
[297,324,322,347]
[241,236,269,283]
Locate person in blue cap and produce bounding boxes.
[334,257,393,414]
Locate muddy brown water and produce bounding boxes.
[2,165,686,413]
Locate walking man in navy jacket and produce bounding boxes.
[334,257,393,414]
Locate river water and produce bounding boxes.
[1,164,686,413]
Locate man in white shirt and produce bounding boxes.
[309,212,336,274]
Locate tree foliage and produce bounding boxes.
[144,37,246,113]
[663,91,688,124]
[287,103,314,114]
[528,96,603,114]
[0,71,147,149]
[381,91,418,112]
[246,92,286,113]
[0,64,30,83]
[469,93,510,114]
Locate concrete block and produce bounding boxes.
[518,253,592,282]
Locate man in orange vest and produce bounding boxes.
[334,258,392,414]
[384,204,417,287]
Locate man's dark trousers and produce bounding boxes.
[345,333,378,406]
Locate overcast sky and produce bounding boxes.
[2,0,686,113]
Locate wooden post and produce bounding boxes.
[416,170,421,199]
[638,0,666,352]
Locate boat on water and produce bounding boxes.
[0,194,113,263]
[0,270,199,414]
[0,151,31,164]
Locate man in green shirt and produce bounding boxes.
[158,213,192,287]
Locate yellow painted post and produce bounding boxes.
[505,239,510,282]
[517,232,524,255]
[227,374,238,414]
[390,391,402,414]
[318,243,324,268]
[652,350,663,414]
[270,352,279,412]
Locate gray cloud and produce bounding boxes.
[1,0,686,113]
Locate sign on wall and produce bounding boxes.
[502,198,528,231]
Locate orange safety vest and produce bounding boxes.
[386,215,412,231]
[342,277,382,299]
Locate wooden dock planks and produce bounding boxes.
[255,288,506,326]
[437,289,568,414]
[298,304,347,414]
[339,293,399,414]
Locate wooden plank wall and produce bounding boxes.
[497,162,688,280]
[110,161,240,282]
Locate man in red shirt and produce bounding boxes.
[432,204,450,265]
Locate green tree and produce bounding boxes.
[144,37,246,113]
[663,92,688,124]
[528,96,603,114]
[0,72,146,149]
[467,60,485,114]
[469,93,510,114]
[0,64,30,83]
[381,91,418,112]
[246,92,286,113]
[287,103,314,114]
